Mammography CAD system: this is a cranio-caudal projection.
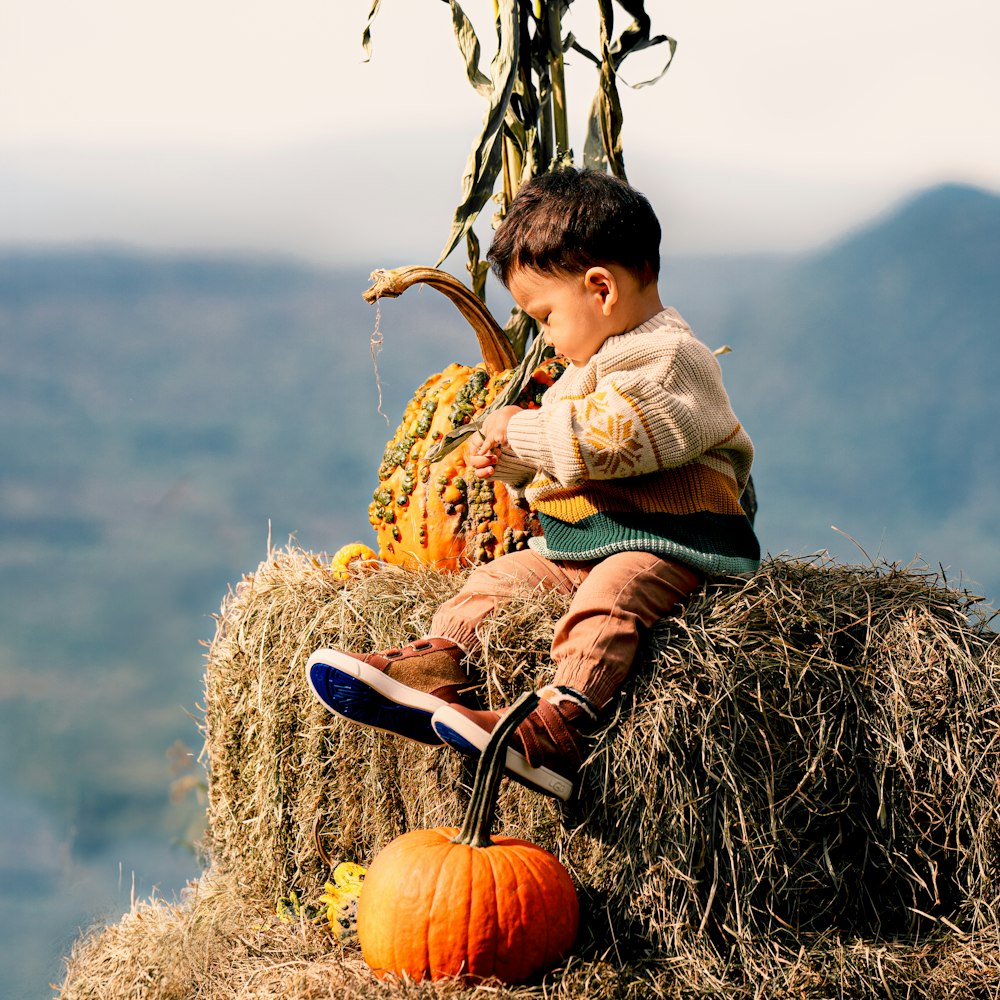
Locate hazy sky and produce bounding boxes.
[3,0,999,265]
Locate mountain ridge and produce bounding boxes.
[707,182,1000,601]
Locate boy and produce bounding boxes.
[308,167,760,801]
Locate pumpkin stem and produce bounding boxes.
[452,691,540,848]
[363,266,518,373]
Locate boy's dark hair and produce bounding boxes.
[487,166,661,287]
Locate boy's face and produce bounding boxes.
[507,266,618,367]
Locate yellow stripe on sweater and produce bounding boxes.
[530,461,745,522]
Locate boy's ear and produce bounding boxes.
[583,266,619,314]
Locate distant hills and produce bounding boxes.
[692,183,1000,604]
[1,181,998,996]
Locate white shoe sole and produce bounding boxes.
[431,705,575,802]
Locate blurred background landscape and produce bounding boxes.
[3,180,998,994]
[3,1,999,995]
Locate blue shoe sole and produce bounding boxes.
[307,659,441,745]
[431,721,481,758]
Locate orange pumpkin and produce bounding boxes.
[364,267,565,572]
[356,693,579,983]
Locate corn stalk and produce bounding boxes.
[363,0,675,358]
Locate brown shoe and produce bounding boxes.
[307,638,471,745]
[430,685,597,801]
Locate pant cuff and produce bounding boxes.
[550,662,618,710]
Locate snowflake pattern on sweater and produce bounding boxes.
[582,394,644,476]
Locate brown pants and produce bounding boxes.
[430,548,703,709]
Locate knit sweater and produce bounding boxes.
[491,308,761,577]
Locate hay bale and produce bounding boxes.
[56,872,1000,1000]
[58,551,1000,998]
[58,868,385,1000]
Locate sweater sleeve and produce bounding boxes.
[505,334,743,486]
[489,448,539,495]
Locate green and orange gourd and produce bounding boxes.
[355,692,579,983]
[364,267,565,572]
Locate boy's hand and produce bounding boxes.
[466,431,499,479]
[466,407,521,479]
[478,406,520,448]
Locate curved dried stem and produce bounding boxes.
[363,265,517,373]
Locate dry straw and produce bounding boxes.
[59,549,1000,999]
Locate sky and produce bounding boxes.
[2,0,999,266]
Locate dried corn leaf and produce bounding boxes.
[436,0,520,266]
[426,328,551,462]
[360,0,381,63]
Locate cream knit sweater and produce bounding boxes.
[492,308,760,576]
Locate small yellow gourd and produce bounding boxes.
[329,543,378,581]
